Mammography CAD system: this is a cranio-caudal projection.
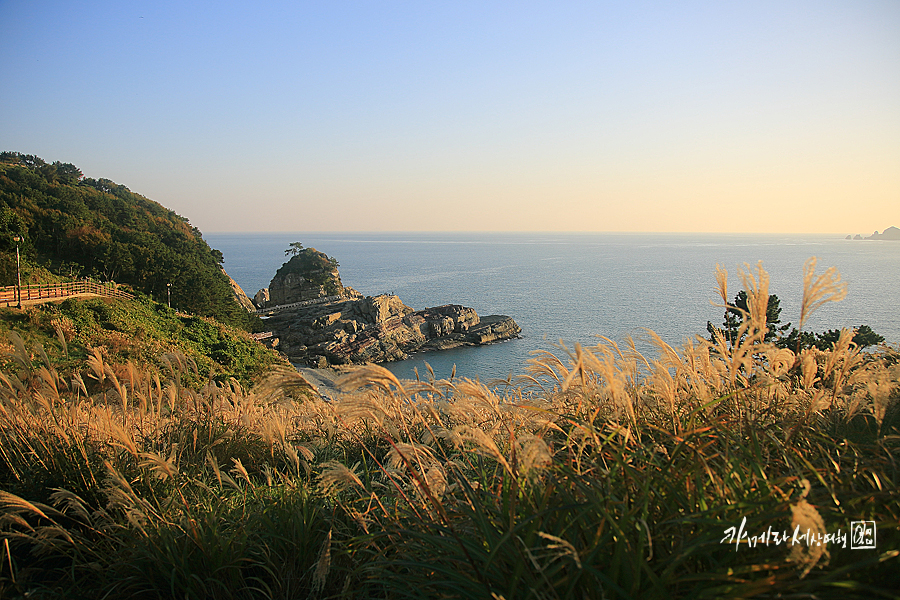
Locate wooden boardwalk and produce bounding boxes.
[255,294,342,315]
[1,280,133,308]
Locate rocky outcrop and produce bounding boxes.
[867,226,900,240]
[847,226,900,241]
[253,246,522,366]
[253,288,269,309]
[266,248,343,307]
[466,315,523,344]
[263,295,521,367]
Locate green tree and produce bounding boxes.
[707,290,885,352]
[777,324,884,351]
[285,242,305,257]
[707,290,790,346]
[850,324,885,348]
[53,161,83,184]
[0,208,27,251]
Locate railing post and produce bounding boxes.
[0,279,133,304]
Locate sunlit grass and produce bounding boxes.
[1,260,898,598]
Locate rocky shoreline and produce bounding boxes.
[246,246,521,367]
[263,294,521,367]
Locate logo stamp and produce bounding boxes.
[850,521,876,550]
[720,517,878,551]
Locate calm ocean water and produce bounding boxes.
[206,232,900,382]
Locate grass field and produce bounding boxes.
[1,260,898,599]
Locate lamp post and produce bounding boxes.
[167,282,171,308]
[12,236,21,309]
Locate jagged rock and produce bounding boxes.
[466,316,522,344]
[362,294,414,323]
[313,312,343,329]
[429,316,453,337]
[253,288,269,308]
[265,296,521,367]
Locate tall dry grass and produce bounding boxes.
[0,259,898,599]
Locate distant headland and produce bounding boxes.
[845,226,900,241]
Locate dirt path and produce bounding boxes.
[297,367,344,400]
[3,293,103,308]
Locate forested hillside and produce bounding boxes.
[0,152,250,329]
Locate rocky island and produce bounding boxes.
[845,226,900,241]
[250,246,521,367]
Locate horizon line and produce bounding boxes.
[203,229,895,236]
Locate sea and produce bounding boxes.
[206,232,900,383]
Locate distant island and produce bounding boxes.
[249,245,522,367]
[845,226,900,240]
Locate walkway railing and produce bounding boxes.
[1,280,134,306]
[255,294,343,315]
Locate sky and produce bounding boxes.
[1,1,898,234]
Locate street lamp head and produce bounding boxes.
[12,236,21,243]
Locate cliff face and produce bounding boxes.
[222,268,257,312]
[262,295,521,367]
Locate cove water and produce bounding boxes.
[206,232,900,383]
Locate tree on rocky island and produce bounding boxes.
[285,242,305,257]
[269,247,344,304]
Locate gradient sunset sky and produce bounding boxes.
[2,1,898,233]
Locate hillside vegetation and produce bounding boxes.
[1,260,897,598]
[0,293,285,389]
[0,152,251,329]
